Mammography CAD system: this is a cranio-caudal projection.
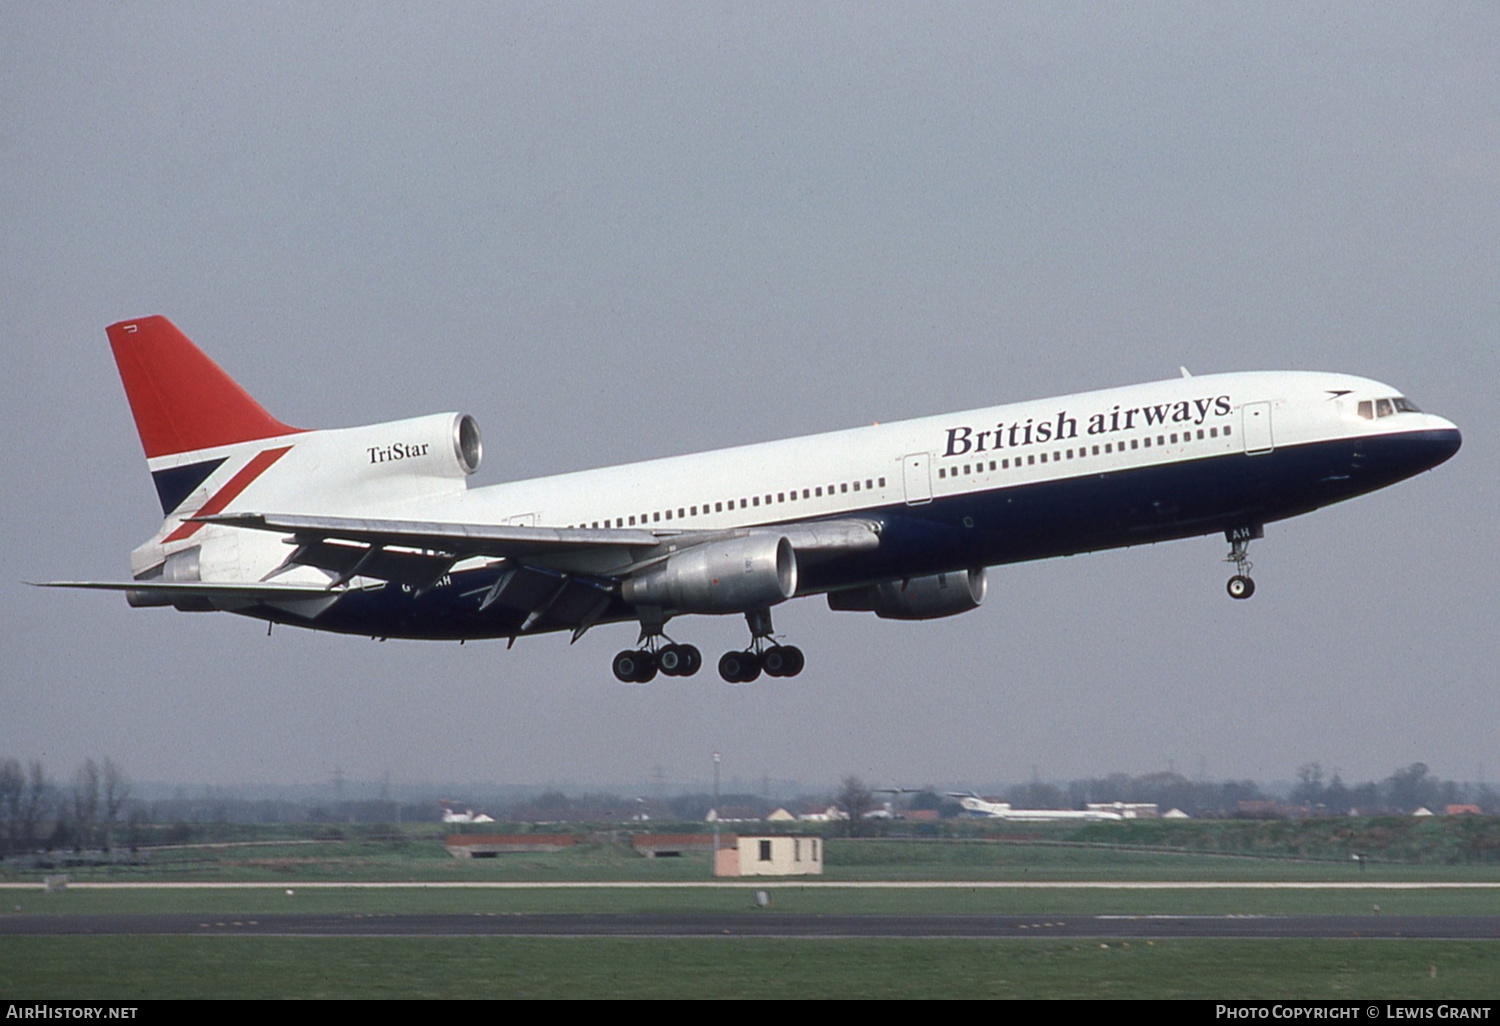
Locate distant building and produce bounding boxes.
[445,834,577,858]
[713,835,824,877]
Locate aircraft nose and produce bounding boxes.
[1427,419,1462,466]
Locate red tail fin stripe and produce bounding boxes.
[108,316,303,458]
[162,446,293,543]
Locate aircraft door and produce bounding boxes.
[1242,402,1274,455]
[902,453,932,505]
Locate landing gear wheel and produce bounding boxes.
[719,650,762,683]
[657,644,702,677]
[1227,574,1255,600]
[762,645,805,677]
[612,649,657,683]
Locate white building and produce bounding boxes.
[713,835,824,877]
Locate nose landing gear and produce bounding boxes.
[1224,524,1262,600]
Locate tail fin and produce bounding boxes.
[107,316,302,460]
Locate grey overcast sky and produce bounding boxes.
[3,3,1496,793]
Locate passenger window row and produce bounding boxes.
[567,476,890,530]
[936,424,1233,480]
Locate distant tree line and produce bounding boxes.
[1288,762,1497,816]
[3,757,1496,843]
[0,757,135,853]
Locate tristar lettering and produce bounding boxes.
[367,442,431,464]
[943,395,1233,458]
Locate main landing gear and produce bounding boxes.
[611,639,703,683]
[718,609,804,684]
[611,608,805,683]
[1224,524,1262,600]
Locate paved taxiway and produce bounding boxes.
[5,913,1500,939]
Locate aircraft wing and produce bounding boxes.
[197,511,883,590]
[30,580,337,597]
[199,512,664,558]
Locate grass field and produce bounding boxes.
[5,827,1499,999]
[8,881,1500,917]
[4,936,1497,999]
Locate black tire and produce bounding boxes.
[781,645,805,677]
[613,650,643,682]
[719,650,761,683]
[657,644,686,676]
[613,650,657,683]
[762,645,790,677]
[680,644,702,676]
[1227,574,1255,600]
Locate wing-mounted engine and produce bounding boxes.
[621,534,797,614]
[827,568,987,620]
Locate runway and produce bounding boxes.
[6,912,1500,939]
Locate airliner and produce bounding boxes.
[946,792,1125,823]
[40,316,1461,683]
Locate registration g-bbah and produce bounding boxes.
[41,317,1461,683]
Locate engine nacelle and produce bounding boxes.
[826,568,987,620]
[622,534,798,613]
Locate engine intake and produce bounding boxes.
[623,534,797,613]
[827,568,987,620]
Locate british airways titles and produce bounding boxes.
[943,394,1234,458]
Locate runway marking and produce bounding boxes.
[4,881,1500,890]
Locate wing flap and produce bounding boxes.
[199,512,663,558]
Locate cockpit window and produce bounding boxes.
[1359,396,1420,421]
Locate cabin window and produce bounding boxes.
[852,481,860,491]
[866,479,874,489]
[653,512,661,522]
[880,476,888,486]
[752,496,760,506]
[1040,452,1048,463]
[803,488,811,498]
[1376,398,1394,418]
[840,483,848,493]
[1224,425,1232,436]
[1131,439,1139,449]
[628,515,636,525]
[777,492,785,502]
[665,510,672,520]
[1027,455,1035,465]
